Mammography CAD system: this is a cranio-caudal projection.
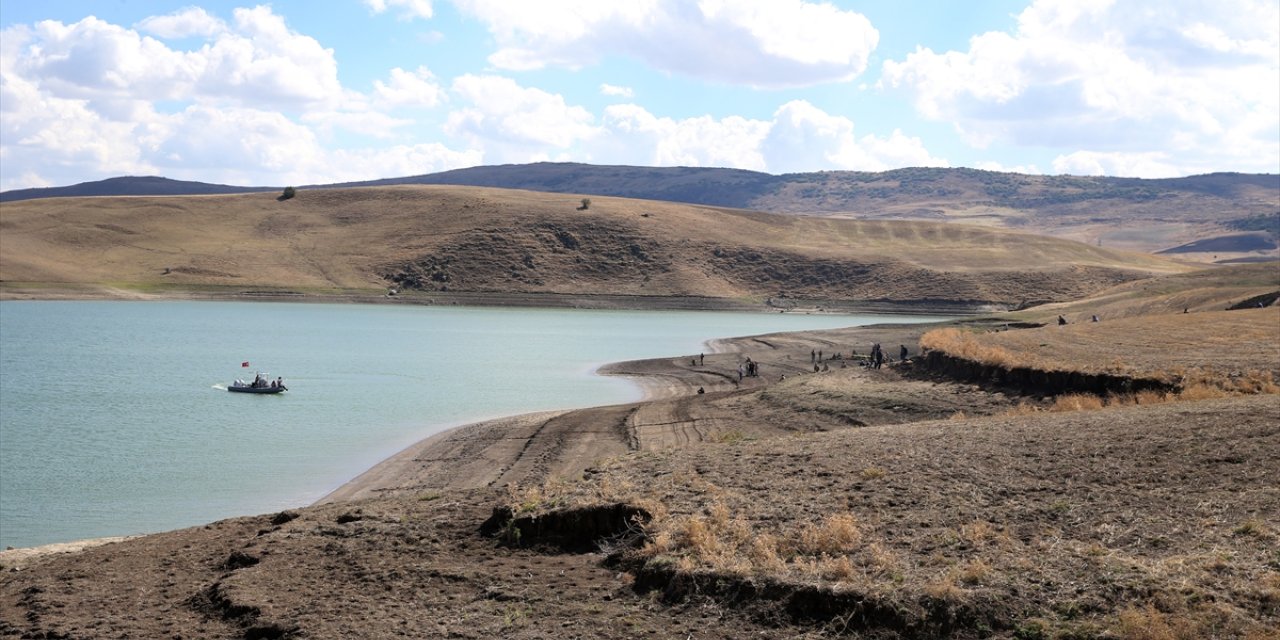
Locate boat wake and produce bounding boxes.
[211,384,227,391]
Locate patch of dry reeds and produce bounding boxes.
[921,328,1026,368]
[1049,394,1105,412]
[638,504,888,583]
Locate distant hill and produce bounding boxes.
[316,163,782,209]
[0,176,274,202]
[325,164,1279,258]
[5,164,1277,258]
[0,185,1197,310]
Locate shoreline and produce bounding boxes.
[0,293,968,559]
[316,320,956,505]
[0,285,998,317]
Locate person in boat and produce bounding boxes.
[276,377,286,390]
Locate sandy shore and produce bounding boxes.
[319,320,954,505]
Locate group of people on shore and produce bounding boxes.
[808,343,910,370]
[705,341,916,393]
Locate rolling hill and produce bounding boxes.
[0,176,274,202]
[0,184,1196,310]
[4,164,1276,260]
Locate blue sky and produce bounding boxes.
[1,0,1276,190]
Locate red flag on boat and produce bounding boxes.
[242,361,250,367]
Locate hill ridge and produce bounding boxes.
[6,164,1275,257]
[0,184,1196,309]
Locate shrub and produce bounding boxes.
[279,186,297,200]
[1050,394,1105,412]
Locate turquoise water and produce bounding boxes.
[0,300,946,549]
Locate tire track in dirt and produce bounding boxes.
[489,404,637,488]
[626,395,724,450]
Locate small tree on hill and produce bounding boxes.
[280,186,297,201]
[578,198,590,210]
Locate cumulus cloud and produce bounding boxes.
[363,0,435,20]
[445,75,600,155]
[762,101,948,173]
[374,66,445,108]
[325,143,483,182]
[0,68,156,188]
[136,7,226,39]
[0,8,474,190]
[599,104,770,169]
[1050,151,1184,178]
[10,8,343,108]
[451,0,878,87]
[196,6,344,106]
[583,100,945,173]
[975,160,1043,175]
[600,83,634,98]
[880,0,1280,176]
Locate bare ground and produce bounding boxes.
[2,315,1278,639]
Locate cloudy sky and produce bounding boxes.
[1,0,1277,191]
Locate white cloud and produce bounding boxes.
[136,7,226,39]
[14,17,203,102]
[0,9,473,190]
[1050,151,1183,178]
[600,104,770,169]
[762,100,948,173]
[600,83,634,98]
[588,100,944,173]
[451,0,878,87]
[325,143,483,182]
[194,6,344,106]
[446,75,599,154]
[975,160,1043,175]
[150,105,319,177]
[436,78,930,173]
[1,53,157,189]
[880,0,1280,177]
[374,66,445,108]
[11,9,344,108]
[363,0,435,20]
[302,110,414,140]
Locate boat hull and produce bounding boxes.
[228,385,286,394]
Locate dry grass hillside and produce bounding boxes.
[923,308,1280,389]
[0,185,1195,309]
[320,164,1280,260]
[760,169,1279,259]
[1000,262,1280,323]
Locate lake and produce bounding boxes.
[0,300,948,549]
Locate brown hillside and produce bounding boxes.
[1002,262,1280,323]
[0,185,1194,309]
[316,164,1280,260]
[773,169,1280,262]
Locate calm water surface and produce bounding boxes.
[0,300,947,548]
